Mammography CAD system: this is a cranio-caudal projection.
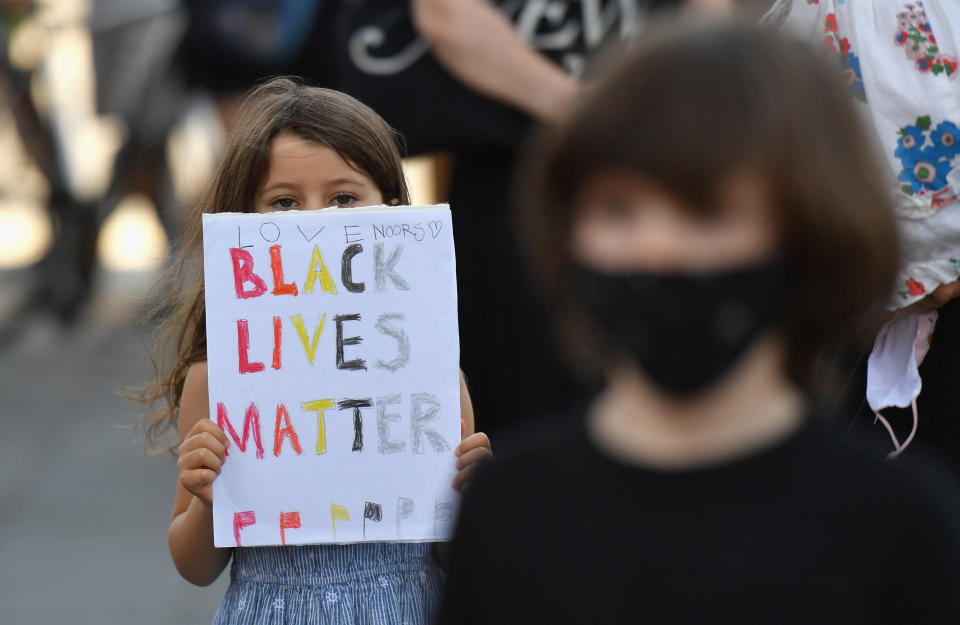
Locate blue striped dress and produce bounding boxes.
[212,543,443,625]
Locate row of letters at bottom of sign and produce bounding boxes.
[228,498,458,546]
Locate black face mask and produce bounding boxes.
[572,259,788,397]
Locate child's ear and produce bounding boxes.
[389,198,400,205]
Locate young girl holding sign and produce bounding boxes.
[139,78,491,625]
[440,22,960,623]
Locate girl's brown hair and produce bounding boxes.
[137,78,410,452]
[521,21,899,386]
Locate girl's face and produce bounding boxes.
[570,171,778,272]
[255,133,385,213]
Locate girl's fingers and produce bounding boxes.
[452,463,481,491]
[455,446,494,471]
[178,422,229,504]
[456,432,491,457]
[181,468,218,489]
[188,418,230,449]
[177,447,224,474]
[179,432,226,461]
[181,469,217,502]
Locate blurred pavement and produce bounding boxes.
[0,268,228,625]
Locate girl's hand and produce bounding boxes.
[452,420,493,491]
[176,418,230,505]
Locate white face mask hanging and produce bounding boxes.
[867,310,937,458]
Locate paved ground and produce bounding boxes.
[0,268,228,625]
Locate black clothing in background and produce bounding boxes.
[334,2,530,154]
[179,2,339,93]
[335,0,686,154]
[909,297,960,469]
[448,149,589,431]
[439,415,960,624]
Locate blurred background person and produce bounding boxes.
[1,0,123,326]
[334,0,739,438]
[440,22,960,624]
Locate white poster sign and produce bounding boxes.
[202,204,460,547]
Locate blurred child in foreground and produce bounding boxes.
[439,21,960,624]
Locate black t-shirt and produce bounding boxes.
[439,415,960,624]
[334,0,682,154]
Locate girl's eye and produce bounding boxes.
[332,193,358,207]
[272,197,298,209]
